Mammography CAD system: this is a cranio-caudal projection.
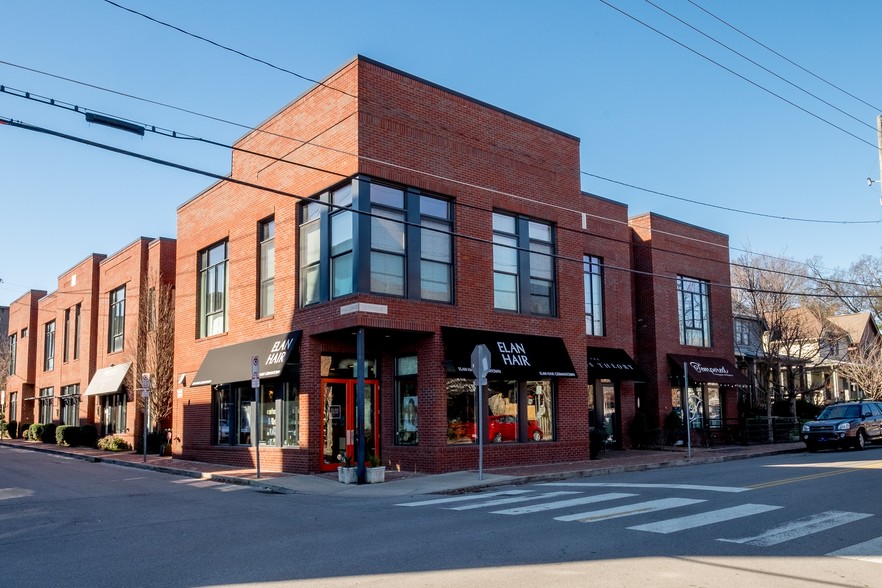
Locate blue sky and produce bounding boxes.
[2,0,881,307]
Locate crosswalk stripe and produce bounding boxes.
[554,497,706,522]
[491,492,636,515]
[628,503,781,534]
[395,490,532,507]
[719,510,872,546]
[542,482,748,493]
[827,535,882,563]
[449,491,581,511]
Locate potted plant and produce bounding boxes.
[337,453,357,484]
[366,453,386,484]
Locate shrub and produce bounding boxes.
[40,423,58,444]
[97,435,131,452]
[4,420,16,440]
[79,424,98,448]
[56,425,81,447]
[17,422,31,439]
[28,423,44,442]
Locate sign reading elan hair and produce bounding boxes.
[443,327,577,379]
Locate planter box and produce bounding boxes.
[366,466,386,484]
[337,466,357,484]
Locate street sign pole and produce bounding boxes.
[252,355,261,479]
[684,362,692,460]
[471,344,491,481]
[140,373,151,463]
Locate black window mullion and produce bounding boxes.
[516,216,531,314]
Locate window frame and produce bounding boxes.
[108,285,126,353]
[258,217,275,318]
[198,240,229,338]
[492,211,556,316]
[43,320,55,372]
[677,275,711,347]
[8,333,16,376]
[583,255,605,336]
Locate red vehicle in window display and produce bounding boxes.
[465,415,544,442]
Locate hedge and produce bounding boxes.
[56,425,81,447]
[80,424,98,448]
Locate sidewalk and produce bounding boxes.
[0,438,805,498]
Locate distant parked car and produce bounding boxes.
[801,401,882,452]
[463,415,543,442]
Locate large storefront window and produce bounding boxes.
[446,378,553,444]
[38,387,54,423]
[101,393,127,436]
[215,382,298,447]
[672,383,722,430]
[61,384,80,426]
[395,356,418,445]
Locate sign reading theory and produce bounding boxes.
[442,327,577,380]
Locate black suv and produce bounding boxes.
[801,401,882,452]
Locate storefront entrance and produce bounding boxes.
[321,378,380,472]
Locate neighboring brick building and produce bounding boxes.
[5,238,175,446]
[630,213,747,442]
[172,56,693,475]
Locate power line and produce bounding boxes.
[643,0,875,132]
[686,0,882,113]
[598,0,879,151]
[3,73,876,286]
[101,0,357,100]
[3,113,879,301]
[584,172,881,225]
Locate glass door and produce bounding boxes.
[321,379,379,472]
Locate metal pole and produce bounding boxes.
[684,362,691,459]
[253,384,261,479]
[143,394,147,463]
[477,382,484,481]
[356,328,366,484]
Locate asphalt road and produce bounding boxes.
[3,445,882,587]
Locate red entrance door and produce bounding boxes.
[321,378,380,472]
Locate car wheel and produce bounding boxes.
[492,433,503,443]
[855,430,868,450]
[532,430,542,441]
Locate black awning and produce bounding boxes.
[587,347,646,381]
[442,327,577,379]
[668,354,749,386]
[192,331,301,387]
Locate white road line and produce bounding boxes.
[395,490,533,507]
[492,492,636,515]
[628,503,781,534]
[449,491,581,511]
[542,482,748,493]
[554,498,706,523]
[828,536,882,563]
[719,510,872,547]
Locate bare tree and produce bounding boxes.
[731,250,846,425]
[125,274,175,433]
[807,251,882,326]
[836,339,882,400]
[0,336,9,439]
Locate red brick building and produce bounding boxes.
[172,56,662,474]
[630,213,747,442]
[4,238,175,446]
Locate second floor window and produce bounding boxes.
[493,212,556,316]
[734,319,751,347]
[63,307,71,362]
[259,218,275,318]
[677,275,711,347]
[299,178,453,307]
[199,241,229,338]
[8,333,16,376]
[584,255,604,336]
[43,320,55,371]
[73,303,81,360]
[108,286,126,353]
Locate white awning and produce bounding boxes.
[84,362,131,396]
